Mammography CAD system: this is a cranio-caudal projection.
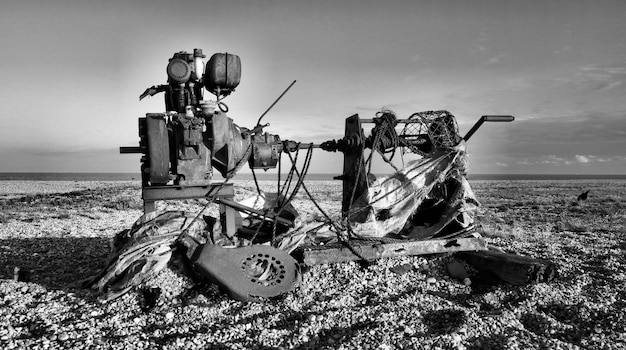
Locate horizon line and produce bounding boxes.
[1,171,625,176]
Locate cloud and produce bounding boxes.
[596,80,623,91]
[473,45,487,53]
[508,111,626,148]
[552,45,571,54]
[579,64,626,76]
[556,63,626,90]
[470,32,488,54]
[517,154,626,167]
[495,162,508,167]
[516,155,572,166]
[487,54,506,64]
[542,155,572,165]
[574,154,624,163]
[575,155,590,163]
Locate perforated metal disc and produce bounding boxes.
[192,244,300,302]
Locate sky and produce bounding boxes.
[1,0,625,175]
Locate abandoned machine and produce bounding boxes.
[87,48,516,302]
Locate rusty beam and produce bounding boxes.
[299,237,487,265]
[142,183,234,201]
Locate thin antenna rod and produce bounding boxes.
[256,80,297,126]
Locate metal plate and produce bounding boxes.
[192,244,300,302]
[146,114,170,185]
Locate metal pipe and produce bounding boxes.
[292,143,322,149]
[463,115,514,141]
[360,118,412,123]
[120,146,144,154]
[256,80,297,126]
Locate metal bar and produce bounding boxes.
[214,198,294,227]
[463,115,514,141]
[291,143,322,149]
[299,237,487,265]
[256,80,297,126]
[143,200,156,213]
[482,115,515,122]
[220,203,237,238]
[360,118,413,124]
[119,146,144,154]
[142,183,237,236]
[142,183,234,201]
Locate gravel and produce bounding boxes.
[1,180,625,349]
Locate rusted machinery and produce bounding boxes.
[117,48,514,302]
[120,49,285,237]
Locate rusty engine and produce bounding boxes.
[122,49,281,191]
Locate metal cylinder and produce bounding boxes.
[193,49,204,81]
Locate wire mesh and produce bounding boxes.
[400,110,462,156]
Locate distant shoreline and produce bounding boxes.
[1,172,626,181]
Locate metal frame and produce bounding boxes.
[142,183,237,236]
[299,237,487,265]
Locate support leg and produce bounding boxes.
[220,204,237,238]
[144,200,156,213]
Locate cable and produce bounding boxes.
[270,144,313,244]
[280,147,371,262]
[251,167,262,195]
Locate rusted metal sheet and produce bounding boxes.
[146,114,170,185]
[299,237,487,265]
[457,250,558,285]
[186,243,300,302]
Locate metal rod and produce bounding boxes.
[119,146,144,154]
[463,115,514,141]
[360,118,412,123]
[214,198,294,227]
[293,143,322,149]
[256,80,297,126]
[482,115,515,122]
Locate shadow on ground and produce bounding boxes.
[0,237,110,289]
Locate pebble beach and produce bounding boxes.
[1,179,625,349]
